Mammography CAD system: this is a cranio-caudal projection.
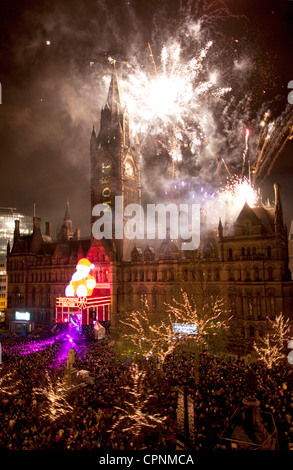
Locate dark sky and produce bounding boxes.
[0,0,292,238]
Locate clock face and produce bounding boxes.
[124,161,134,177]
[102,162,112,175]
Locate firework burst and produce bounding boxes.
[94,1,292,224]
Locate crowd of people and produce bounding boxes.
[0,330,292,450]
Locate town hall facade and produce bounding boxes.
[6,65,293,354]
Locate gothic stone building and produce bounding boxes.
[7,65,293,352]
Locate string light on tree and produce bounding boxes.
[253,313,291,369]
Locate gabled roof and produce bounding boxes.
[251,206,275,233]
[235,202,261,226]
[228,202,275,236]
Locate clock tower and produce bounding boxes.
[90,63,141,261]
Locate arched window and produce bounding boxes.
[39,287,43,307]
[228,248,233,260]
[46,288,51,307]
[253,266,258,280]
[245,223,252,235]
[269,296,275,317]
[152,288,159,310]
[32,288,36,307]
[137,288,148,308]
[152,270,157,282]
[245,269,251,281]
[247,295,253,317]
[12,286,22,308]
[249,326,255,337]
[182,268,188,281]
[215,269,220,281]
[165,249,171,260]
[267,246,272,258]
[241,247,245,257]
[228,268,234,281]
[268,267,273,281]
[256,293,262,318]
[228,293,236,314]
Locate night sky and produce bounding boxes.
[0,0,293,238]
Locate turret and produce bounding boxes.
[274,183,284,233]
[14,220,20,239]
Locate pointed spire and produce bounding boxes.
[218,217,223,238]
[64,200,71,223]
[14,220,20,239]
[63,200,73,234]
[274,183,284,231]
[274,183,283,212]
[90,125,98,155]
[91,125,96,140]
[106,61,124,117]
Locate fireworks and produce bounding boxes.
[241,128,250,179]
[223,177,259,212]
[97,2,292,229]
[252,106,293,185]
[107,37,231,169]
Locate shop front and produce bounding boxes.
[9,311,34,335]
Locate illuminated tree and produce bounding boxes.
[253,313,291,369]
[118,299,182,365]
[33,371,73,422]
[0,370,22,395]
[166,288,231,350]
[118,288,231,367]
[110,363,166,446]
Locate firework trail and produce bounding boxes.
[252,105,293,185]
[241,128,250,179]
